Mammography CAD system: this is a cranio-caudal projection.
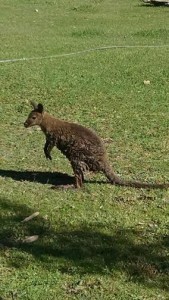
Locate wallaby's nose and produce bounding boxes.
[24,121,28,128]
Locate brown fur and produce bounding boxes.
[24,102,168,189]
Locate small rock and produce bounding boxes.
[21,212,39,223]
[23,235,39,243]
[144,80,151,85]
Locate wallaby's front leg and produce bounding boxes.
[44,139,54,160]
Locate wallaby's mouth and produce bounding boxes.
[24,121,29,128]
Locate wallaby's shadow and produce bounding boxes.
[0,169,107,187]
[139,2,169,7]
[0,169,74,186]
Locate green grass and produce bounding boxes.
[0,0,169,299]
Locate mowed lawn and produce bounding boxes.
[0,0,169,299]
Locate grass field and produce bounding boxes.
[0,0,169,299]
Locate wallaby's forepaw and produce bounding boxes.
[45,154,52,160]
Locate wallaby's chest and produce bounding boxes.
[46,131,81,156]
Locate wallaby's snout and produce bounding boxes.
[24,120,29,128]
[24,113,38,128]
[24,119,30,128]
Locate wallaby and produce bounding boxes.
[24,102,168,189]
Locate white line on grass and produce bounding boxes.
[0,45,169,64]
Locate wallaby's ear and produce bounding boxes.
[37,103,44,113]
[30,100,38,109]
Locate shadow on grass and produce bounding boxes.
[0,169,109,187]
[0,169,75,186]
[1,168,169,191]
[0,197,169,291]
[139,2,169,7]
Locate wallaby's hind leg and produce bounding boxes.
[74,172,83,188]
[71,162,84,188]
[52,162,84,190]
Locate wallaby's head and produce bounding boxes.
[24,101,44,128]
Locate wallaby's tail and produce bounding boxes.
[103,164,168,189]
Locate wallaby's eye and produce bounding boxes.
[32,116,36,120]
